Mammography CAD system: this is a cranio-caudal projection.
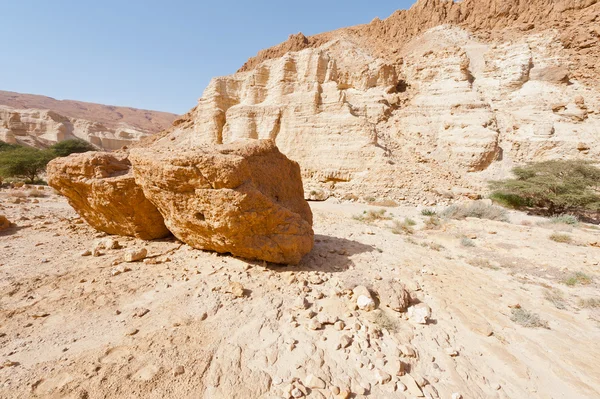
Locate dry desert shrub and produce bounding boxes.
[391,218,415,235]
[423,241,444,251]
[421,208,437,216]
[442,202,509,222]
[10,190,27,198]
[353,209,392,223]
[578,298,600,308]
[549,214,579,226]
[510,308,550,329]
[423,216,443,230]
[549,233,572,243]
[544,288,566,309]
[371,199,399,207]
[26,188,46,198]
[562,272,592,287]
[460,237,476,247]
[467,258,500,270]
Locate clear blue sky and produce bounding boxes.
[0,1,414,114]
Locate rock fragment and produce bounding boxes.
[123,248,147,262]
[305,374,326,389]
[353,286,376,311]
[228,282,245,297]
[407,303,431,324]
[374,279,411,312]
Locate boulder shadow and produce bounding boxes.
[263,234,375,273]
[0,225,25,237]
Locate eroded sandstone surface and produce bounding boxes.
[46,152,170,240]
[130,139,314,264]
[150,0,600,204]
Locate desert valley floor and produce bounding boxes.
[1,187,599,399]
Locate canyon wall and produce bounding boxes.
[151,0,600,202]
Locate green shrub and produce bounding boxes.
[549,214,579,225]
[0,141,19,152]
[421,208,437,216]
[490,160,600,215]
[442,202,508,222]
[0,146,56,183]
[50,138,97,157]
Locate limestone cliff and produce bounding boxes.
[152,0,600,203]
[0,91,177,150]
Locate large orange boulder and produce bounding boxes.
[129,139,314,264]
[0,214,11,231]
[47,152,170,240]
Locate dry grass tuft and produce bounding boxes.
[562,272,592,287]
[442,202,509,222]
[549,233,572,243]
[578,298,600,308]
[510,308,550,329]
[371,199,399,207]
[460,237,476,247]
[423,216,443,230]
[392,218,415,235]
[421,208,437,216]
[467,258,500,270]
[549,214,579,226]
[353,209,392,223]
[544,288,566,309]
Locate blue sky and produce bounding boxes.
[0,1,414,114]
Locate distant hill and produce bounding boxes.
[0,90,178,150]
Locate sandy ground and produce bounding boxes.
[1,187,599,399]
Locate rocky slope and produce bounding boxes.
[0,91,177,150]
[152,0,600,204]
[1,188,600,398]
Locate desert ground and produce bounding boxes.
[1,186,599,399]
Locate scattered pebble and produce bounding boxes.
[123,248,147,262]
[126,328,139,336]
[305,374,326,389]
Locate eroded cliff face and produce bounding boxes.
[0,106,156,150]
[153,0,600,203]
[0,91,178,150]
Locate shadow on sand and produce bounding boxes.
[261,234,375,273]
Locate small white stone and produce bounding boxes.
[334,321,345,331]
[357,295,376,311]
[305,374,326,389]
[123,248,147,262]
[445,348,459,357]
[307,319,322,330]
[407,303,431,324]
